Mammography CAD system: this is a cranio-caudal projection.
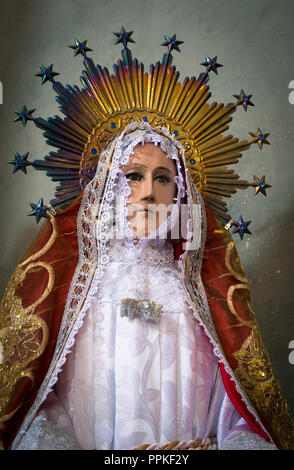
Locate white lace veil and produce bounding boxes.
[96,123,196,248]
[58,120,207,344]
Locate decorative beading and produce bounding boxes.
[15,413,80,450]
[120,298,163,323]
[221,431,277,450]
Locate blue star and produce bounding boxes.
[28,198,50,223]
[233,89,254,111]
[113,27,135,48]
[35,64,60,84]
[68,39,93,58]
[200,55,223,75]
[161,34,184,54]
[13,105,36,127]
[8,152,32,174]
[249,128,270,150]
[232,215,252,240]
[252,175,271,196]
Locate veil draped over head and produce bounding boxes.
[18,122,209,432]
[1,122,294,450]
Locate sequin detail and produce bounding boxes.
[15,413,81,450]
[221,431,277,450]
[120,298,163,323]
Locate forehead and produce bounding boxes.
[126,142,176,171]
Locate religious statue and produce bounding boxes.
[1,28,294,450]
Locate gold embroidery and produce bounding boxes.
[61,230,77,237]
[224,237,294,450]
[186,206,294,449]
[232,326,294,449]
[22,262,55,311]
[0,219,55,421]
[205,272,232,284]
[207,296,228,303]
[205,244,227,252]
[225,241,247,283]
[227,283,254,328]
[19,215,57,267]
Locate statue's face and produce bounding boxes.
[122,142,178,239]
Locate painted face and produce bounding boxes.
[121,142,178,239]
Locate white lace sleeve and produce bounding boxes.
[221,430,277,450]
[14,392,81,450]
[217,392,278,450]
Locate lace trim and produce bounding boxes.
[107,238,175,267]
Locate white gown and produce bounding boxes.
[15,238,277,450]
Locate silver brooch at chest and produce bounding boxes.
[120,298,163,323]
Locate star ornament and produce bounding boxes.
[200,55,223,74]
[161,34,184,53]
[13,105,36,127]
[8,152,32,174]
[68,39,93,58]
[28,198,50,223]
[113,27,135,48]
[251,175,271,196]
[249,128,270,150]
[232,215,252,240]
[233,89,255,111]
[35,64,60,84]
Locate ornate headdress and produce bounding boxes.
[10,27,271,240]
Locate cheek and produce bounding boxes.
[126,183,137,204]
[155,182,177,204]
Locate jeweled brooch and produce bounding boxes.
[120,298,163,323]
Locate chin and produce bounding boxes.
[131,222,158,239]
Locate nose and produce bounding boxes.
[140,172,155,203]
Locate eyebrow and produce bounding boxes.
[155,166,172,174]
[123,163,172,174]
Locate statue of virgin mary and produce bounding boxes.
[0,121,290,451]
[1,31,294,451]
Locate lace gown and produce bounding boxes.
[55,238,224,449]
[15,238,276,450]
